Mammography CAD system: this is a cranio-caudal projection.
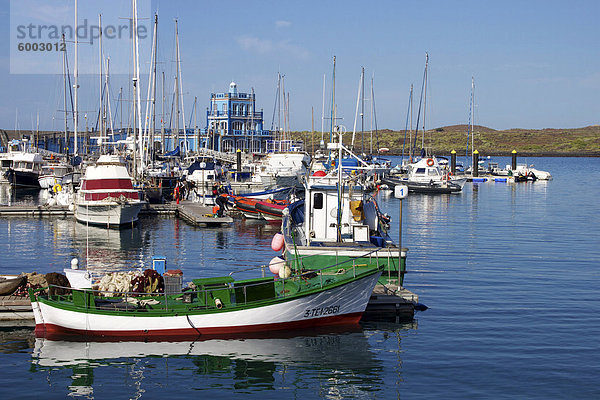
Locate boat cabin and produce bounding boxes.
[406,157,445,182]
[300,175,379,245]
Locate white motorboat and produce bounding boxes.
[257,146,311,188]
[38,163,74,189]
[511,163,552,180]
[74,155,144,227]
[383,157,466,194]
[0,140,45,188]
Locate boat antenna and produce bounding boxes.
[336,125,343,243]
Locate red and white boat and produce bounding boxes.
[234,196,289,221]
[74,155,144,227]
[255,200,288,221]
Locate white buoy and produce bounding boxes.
[279,265,292,279]
[71,258,79,270]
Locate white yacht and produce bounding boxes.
[74,155,144,227]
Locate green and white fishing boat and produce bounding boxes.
[29,259,383,340]
[280,131,407,288]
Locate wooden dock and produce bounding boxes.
[0,202,233,227]
[0,205,71,217]
[175,200,233,226]
[0,296,34,327]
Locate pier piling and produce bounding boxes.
[511,149,517,171]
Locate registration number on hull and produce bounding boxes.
[303,305,340,318]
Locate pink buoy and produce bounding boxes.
[269,256,284,275]
[271,233,284,252]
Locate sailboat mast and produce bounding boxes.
[105,57,114,139]
[62,34,68,155]
[361,67,365,155]
[250,87,254,152]
[282,76,286,142]
[150,14,158,161]
[176,22,187,156]
[369,77,373,155]
[99,14,104,142]
[409,84,413,161]
[351,68,362,150]
[74,0,78,156]
[194,96,198,153]
[422,53,428,154]
[471,76,475,165]
[134,0,143,173]
[329,56,336,145]
[161,72,165,152]
[321,73,325,145]
[174,19,180,152]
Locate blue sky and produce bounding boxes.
[1,0,598,133]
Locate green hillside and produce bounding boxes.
[290,125,600,156]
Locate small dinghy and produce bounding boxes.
[0,275,25,296]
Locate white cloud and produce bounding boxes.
[237,36,274,54]
[237,35,310,60]
[275,20,291,28]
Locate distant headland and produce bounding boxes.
[290,125,600,157]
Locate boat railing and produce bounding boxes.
[32,261,380,312]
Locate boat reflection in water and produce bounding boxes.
[30,326,398,398]
[70,223,144,272]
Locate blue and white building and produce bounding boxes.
[199,82,272,153]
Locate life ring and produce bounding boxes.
[426,158,434,166]
[52,184,62,193]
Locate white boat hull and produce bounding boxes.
[32,272,380,339]
[74,202,144,227]
[38,176,60,189]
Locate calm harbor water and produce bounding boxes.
[1,156,599,399]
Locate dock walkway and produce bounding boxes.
[0,202,233,227]
[176,201,233,226]
[0,296,34,327]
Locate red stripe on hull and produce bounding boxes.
[35,312,363,341]
[82,178,134,190]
